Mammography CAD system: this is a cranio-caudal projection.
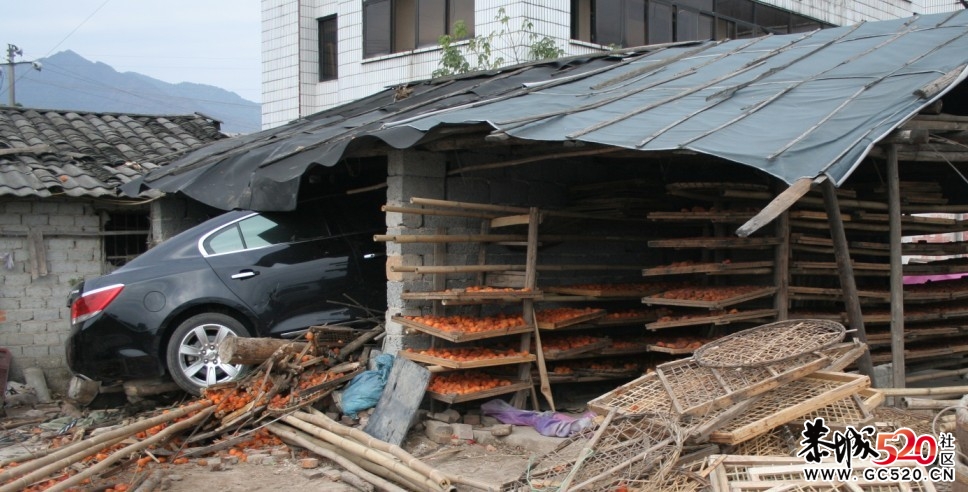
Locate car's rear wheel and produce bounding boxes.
[166,313,251,395]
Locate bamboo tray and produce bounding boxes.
[594,311,659,326]
[647,344,699,355]
[426,380,531,404]
[708,372,871,445]
[544,285,665,298]
[642,261,773,276]
[588,349,832,417]
[646,309,777,330]
[543,338,611,360]
[391,315,532,343]
[535,309,606,329]
[647,237,782,249]
[399,350,535,369]
[401,288,542,302]
[705,455,937,492]
[642,287,776,309]
[788,388,883,430]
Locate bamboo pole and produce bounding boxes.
[878,386,968,397]
[266,423,410,492]
[280,415,452,492]
[39,407,214,492]
[907,367,968,384]
[901,398,962,411]
[0,401,210,487]
[556,410,617,491]
[299,410,496,491]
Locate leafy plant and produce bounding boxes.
[433,7,565,78]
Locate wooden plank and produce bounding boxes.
[400,289,542,301]
[648,237,782,249]
[535,309,606,329]
[647,210,759,222]
[426,380,531,404]
[399,350,535,369]
[646,309,777,330]
[642,261,773,276]
[642,287,776,309]
[391,316,532,343]
[542,338,611,360]
[490,214,534,228]
[363,357,431,446]
[544,285,665,297]
[736,177,820,237]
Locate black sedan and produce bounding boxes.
[66,208,386,395]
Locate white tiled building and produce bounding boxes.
[261,0,965,129]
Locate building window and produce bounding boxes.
[103,212,149,267]
[363,0,474,58]
[571,0,828,47]
[318,15,338,81]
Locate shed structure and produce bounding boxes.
[128,11,968,396]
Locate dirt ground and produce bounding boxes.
[165,434,537,491]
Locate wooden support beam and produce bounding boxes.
[821,179,876,382]
[888,144,905,392]
[735,177,821,237]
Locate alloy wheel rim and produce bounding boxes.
[176,322,243,387]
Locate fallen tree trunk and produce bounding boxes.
[218,337,307,365]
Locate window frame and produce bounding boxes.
[318,15,338,81]
[363,0,474,58]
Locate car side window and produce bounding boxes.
[203,213,331,255]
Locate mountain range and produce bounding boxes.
[7,50,260,135]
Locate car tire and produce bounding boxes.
[166,313,251,395]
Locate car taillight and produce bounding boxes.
[71,284,124,324]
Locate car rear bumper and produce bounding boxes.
[65,320,165,383]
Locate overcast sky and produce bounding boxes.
[2,0,262,102]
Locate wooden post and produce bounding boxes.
[774,182,790,320]
[821,179,875,381]
[887,144,905,392]
[432,228,447,317]
[514,207,553,411]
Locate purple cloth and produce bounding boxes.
[481,399,597,437]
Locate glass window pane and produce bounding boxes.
[677,8,699,41]
[677,0,713,11]
[699,13,714,40]
[395,0,417,51]
[319,16,338,81]
[239,215,289,248]
[206,226,244,255]
[450,0,475,37]
[363,0,391,57]
[715,0,752,21]
[625,0,646,47]
[419,0,446,47]
[755,3,789,33]
[572,0,592,41]
[594,0,623,46]
[649,2,673,44]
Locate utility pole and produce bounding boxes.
[3,44,42,107]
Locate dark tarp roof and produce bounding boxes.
[124,10,968,211]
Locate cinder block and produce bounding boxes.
[424,420,454,444]
[453,423,474,440]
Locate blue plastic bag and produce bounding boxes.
[339,354,394,419]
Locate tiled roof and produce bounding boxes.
[0,107,224,198]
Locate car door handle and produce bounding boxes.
[231,270,259,280]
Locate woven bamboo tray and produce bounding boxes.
[588,348,834,418]
[427,379,531,404]
[399,350,535,369]
[787,388,883,430]
[708,372,871,446]
[642,287,776,309]
[535,309,606,329]
[646,309,777,330]
[542,338,611,360]
[391,315,532,343]
[694,319,845,368]
[642,260,773,276]
[706,455,937,492]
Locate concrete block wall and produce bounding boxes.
[0,197,103,393]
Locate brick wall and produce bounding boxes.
[0,197,103,393]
